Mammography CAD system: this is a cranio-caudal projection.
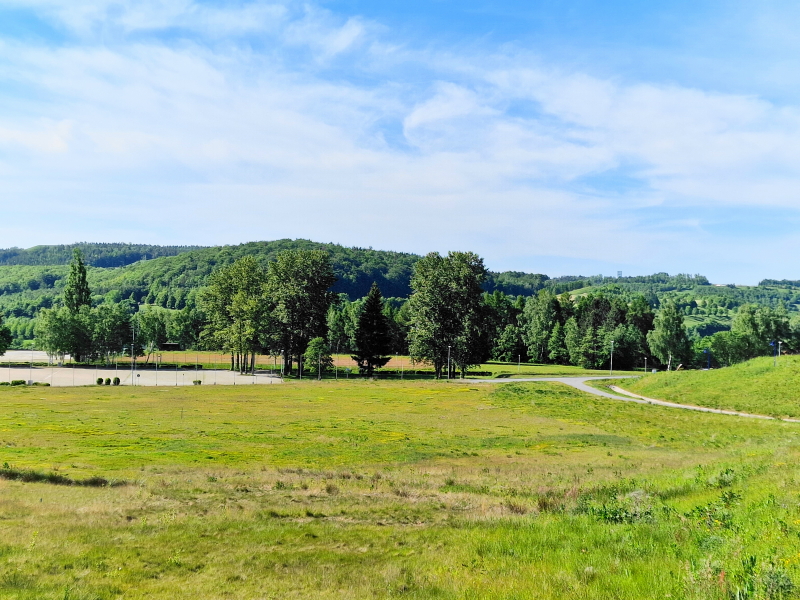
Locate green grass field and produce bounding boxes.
[2,379,800,599]
[618,355,800,418]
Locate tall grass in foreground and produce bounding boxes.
[0,380,799,598]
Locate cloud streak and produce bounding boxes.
[0,0,797,283]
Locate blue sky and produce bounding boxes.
[0,0,798,283]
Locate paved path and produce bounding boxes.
[475,376,800,423]
[0,365,283,387]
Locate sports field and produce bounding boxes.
[1,377,799,599]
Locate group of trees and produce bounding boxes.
[33,250,201,363]
[697,304,795,367]
[8,247,799,376]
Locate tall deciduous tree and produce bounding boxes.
[647,301,691,369]
[522,289,560,363]
[352,282,392,376]
[135,306,169,363]
[64,249,91,314]
[201,256,269,374]
[265,250,337,375]
[407,251,488,379]
[93,303,132,363]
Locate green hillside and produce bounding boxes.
[0,240,557,317]
[2,240,800,351]
[616,355,800,418]
[0,242,204,267]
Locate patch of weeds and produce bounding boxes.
[503,499,527,515]
[393,487,411,498]
[0,570,35,589]
[687,490,741,529]
[579,490,658,524]
[274,480,292,490]
[325,483,339,495]
[761,565,795,599]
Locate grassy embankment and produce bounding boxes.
[612,355,800,418]
[1,379,800,598]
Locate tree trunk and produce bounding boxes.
[283,349,292,377]
[250,352,255,374]
[230,354,234,371]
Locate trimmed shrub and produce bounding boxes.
[193,380,202,385]
[10,380,25,386]
[104,378,111,385]
[96,377,104,385]
[113,377,120,386]
[0,381,9,386]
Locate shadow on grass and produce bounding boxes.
[0,466,126,488]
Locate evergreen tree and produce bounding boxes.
[0,314,11,356]
[63,249,91,313]
[352,283,392,376]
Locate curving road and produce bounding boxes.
[475,376,800,423]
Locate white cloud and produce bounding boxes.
[0,1,799,282]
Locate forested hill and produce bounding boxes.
[0,240,557,308]
[0,243,205,268]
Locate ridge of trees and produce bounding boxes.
[0,243,204,267]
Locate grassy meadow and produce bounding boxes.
[1,379,800,598]
[619,355,800,418]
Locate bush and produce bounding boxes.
[96,377,104,385]
[113,377,120,386]
[104,378,111,385]
[193,380,202,385]
[10,380,25,386]
[0,381,8,386]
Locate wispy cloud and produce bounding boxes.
[0,0,797,282]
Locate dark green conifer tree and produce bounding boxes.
[352,282,392,376]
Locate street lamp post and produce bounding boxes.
[609,340,614,376]
[447,346,451,380]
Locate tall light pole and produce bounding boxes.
[447,346,451,380]
[609,340,614,376]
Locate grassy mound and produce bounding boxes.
[620,355,800,418]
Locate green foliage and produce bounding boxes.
[63,249,91,314]
[200,256,269,373]
[407,251,489,378]
[303,337,334,377]
[0,313,10,356]
[265,249,337,374]
[0,242,203,267]
[647,301,691,368]
[351,283,392,376]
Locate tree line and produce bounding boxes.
[4,248,798,375]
